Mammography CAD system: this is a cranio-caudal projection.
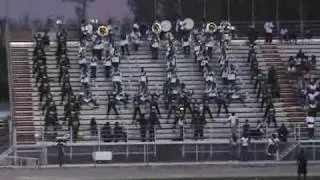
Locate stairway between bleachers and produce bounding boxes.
[259,45,306,126]
[10,46,35,144]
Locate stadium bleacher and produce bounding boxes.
[9,38,318,145]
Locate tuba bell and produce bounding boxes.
[206,22,217,33]
[97,25,109,37]
[152,23,162,34]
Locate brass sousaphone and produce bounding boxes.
[152,22,162,34]
[206,22,218,33]
[182,18,195,31]
[97,25,109,37]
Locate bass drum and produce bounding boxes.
[183,18,194,30]
[161,20,172,32]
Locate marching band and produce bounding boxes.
[31,15,288,158]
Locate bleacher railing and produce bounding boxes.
[0,156,40,168]
[12,122,320,164]
[16,121,309,144]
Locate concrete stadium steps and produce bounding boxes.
[10,47,35,143]
[259,44,306,126]
[276,42,320,136]
[10,40,305,144]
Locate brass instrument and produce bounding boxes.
[152,22,162,34]
[97,25,109,37]
[206,22,217,33]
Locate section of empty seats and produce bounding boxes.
[10,43,35,144]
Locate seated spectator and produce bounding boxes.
[113,122,127,142]
[101,122,112,142]
[278,123,289,142]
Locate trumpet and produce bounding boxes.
[152,23,162,34]
[206,22,217,33]
[97,25,109,37]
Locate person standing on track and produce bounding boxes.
[297,148,307,180]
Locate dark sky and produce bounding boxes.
[0,0,131,20]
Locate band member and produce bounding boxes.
[205,35,214,58]
[267,107,277,128]
[201,98,213,119]
[42,31,50,50]
[39,83,50,104]
[192,112,206,140]
[264,21,274,44]
[136,113,147,142]
[227,64,237,85]
[151,33,160,60]
[34,33,44,49]
[56,45,68,67]
[103,56,112,78]
[44,110,58,135]
[59,65,69,86]
[61,81,73,104]
[182,33,191,55]
[111,50,120,70]
[92,37,104,60]
[175,16,184,35]
[90,56,98,81]
[150,92,160,115]
[130,27,142,51]
[107,92,119,115]
[148,107,161,142]
[78,51,87,72]
[216,92,229,115]
[133,95,142,120]
[120,33,130,56]
[107,19,114,44]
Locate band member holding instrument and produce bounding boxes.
[175,16,184,38]
[120,33,130,56]
[90,56,98,82]
[182,33,191,55]
[106,19,114,44]
[92,36,104,61]
[150,32,160,60]
[130,27,142,51]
